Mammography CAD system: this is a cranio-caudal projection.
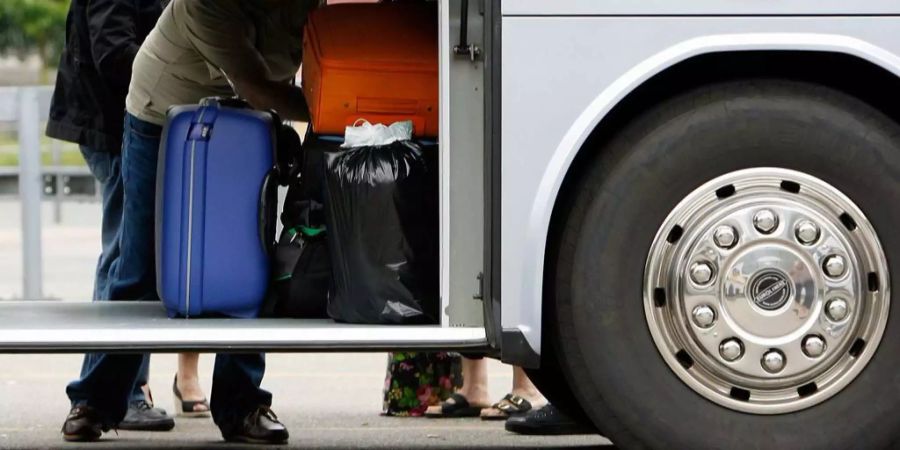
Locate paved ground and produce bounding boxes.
[0,354,612,449]
[0,200,613,449]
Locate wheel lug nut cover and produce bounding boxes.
[762,350,786,373]
[719,338,744,362]
[802,335,826,358]
[826,298,849,322]
[692,305,716,328]
[753,209,779,233]
[823,255,846,278]
[795,220,821,245]
[713,225,738,249]
[690,262,715,285]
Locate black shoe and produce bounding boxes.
[62,405,108,442]
[118,400,175,431]
[223,405,289,444]
[505,404,596,436]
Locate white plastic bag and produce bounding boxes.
[341,119,413,148]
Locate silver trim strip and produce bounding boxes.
[0,302,489,353]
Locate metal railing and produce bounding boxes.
[0,86,100,300]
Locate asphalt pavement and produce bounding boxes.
[0,353,611,449]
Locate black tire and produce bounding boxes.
[525,251,596,430]
[549,80,900,450]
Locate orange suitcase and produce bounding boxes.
[302,2,439,137]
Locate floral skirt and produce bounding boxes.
[382,352,463,416]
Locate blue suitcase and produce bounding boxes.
[156,98,297,318]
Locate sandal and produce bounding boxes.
[424,393,488,418]
[173,375,210,418]
[480,393,533,421]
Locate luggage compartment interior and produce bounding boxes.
[0,0,488,352]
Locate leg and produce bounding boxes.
[210,353,271,433]
[175,352,210,416]
[511,366,546,404]
[106,115,174,432]
[65,147,142,431]
[457,357,491,406]
[66,353,145,426]
[77,146,123,301]
[65,114,173,440]
[106,114,163,302]
[423,356,491,417]
[106,114,160,403]
[480,365,547,421]
[211,353,287,443]
[133,355,150,403]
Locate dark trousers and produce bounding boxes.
[75,145,148,404]
[66,113,272,433]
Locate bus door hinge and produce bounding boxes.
[453,0,482,62]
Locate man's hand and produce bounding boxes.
[229,75,310,123]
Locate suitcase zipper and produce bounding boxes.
[185,108,210,318]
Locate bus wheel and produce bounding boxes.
[550,80,900,449]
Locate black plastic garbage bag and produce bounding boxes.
[323,140,438,324]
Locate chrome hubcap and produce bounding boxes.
[644,168,889,414]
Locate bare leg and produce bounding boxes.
[511,366,547,406]
[176,353,209,413]
[456,357,491,406]
[480,365,547,419]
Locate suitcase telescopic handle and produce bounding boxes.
[201,96,251,109]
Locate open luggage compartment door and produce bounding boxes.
[440,0,491,332]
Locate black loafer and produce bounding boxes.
[505,404,596,436]
[223,405,289,444]
[118,400,175,431]
[62,405,108,442]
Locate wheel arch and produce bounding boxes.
[504,32,900,367]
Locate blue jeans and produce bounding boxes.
[67,114,272,433]
[75,146,148,404]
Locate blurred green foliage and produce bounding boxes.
[0,0,68,71]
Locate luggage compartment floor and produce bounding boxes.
[0,301,487,353]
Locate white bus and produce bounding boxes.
[7,1,900,448]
